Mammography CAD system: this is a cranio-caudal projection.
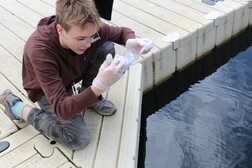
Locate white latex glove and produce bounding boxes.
[123,38,153,71]
[92,54,125,91]
[126,38,153,57]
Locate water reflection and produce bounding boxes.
[145,46,252,168]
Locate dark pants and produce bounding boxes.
[27,42,115,150]
[82,41,115,88]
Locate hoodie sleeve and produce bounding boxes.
[28,47,101,120]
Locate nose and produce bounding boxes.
[80,43,91,49]
[86,43,91,47]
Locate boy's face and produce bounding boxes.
[57,23,100,55]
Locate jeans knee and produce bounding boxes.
[103,41,115,56]
[67,131,91,150]
[77,132,91,150]
[95,41,115,58]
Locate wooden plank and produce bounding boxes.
[121,0,201,34]
[0,108,18,139]
[0,125,40,157]
[0,135,46,168]
[73,71,129,168]
[15,148,68,168]
[33,135,74,163]
[58,162,77,168]
[41,0,56,7]
[0,47,35,104]
[111,10,172,48]
[0,50,21,87]
[117,63,143,168]
[113,0,189,38]
[147,0,212,24]
[0,74,20,138]
[0,6,35,41]
[73,109,102,167]
[17,0,55,17]
[43,136,73,163]
[0,0,42,27]
[93,67,129,168]
[0,24,25,61]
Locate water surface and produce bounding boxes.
[145,46,252,168]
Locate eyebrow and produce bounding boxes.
[77,32,97,39]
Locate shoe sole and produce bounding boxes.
[0,89,11,101]
[90,107,117,116]
[0,89,17,120]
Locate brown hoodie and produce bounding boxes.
[22,16,135,120]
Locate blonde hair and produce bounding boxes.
[56,0,102,32]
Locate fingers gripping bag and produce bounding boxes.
[123,38,153,72]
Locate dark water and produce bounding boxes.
[144,46,252,168]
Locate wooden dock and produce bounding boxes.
[0,0,251,167]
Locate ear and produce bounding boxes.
[56,24,64,35]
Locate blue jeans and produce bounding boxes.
[28,94,90,150]
[27,42,115,150]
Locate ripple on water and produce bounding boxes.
[145,46,252,168]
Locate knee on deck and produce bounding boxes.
[65,131,91,150]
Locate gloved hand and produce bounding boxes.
[123,38,153,71]
[92,54,125,91]
[125,38,153,57]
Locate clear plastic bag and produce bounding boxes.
[123,48,140,72]
[123,38,153,72]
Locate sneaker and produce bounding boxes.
[0,89,22,120]
[90,99,117,116]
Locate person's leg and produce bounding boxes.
[82,41,117,116]
[29,95,90,150]
[0,89,90,150]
